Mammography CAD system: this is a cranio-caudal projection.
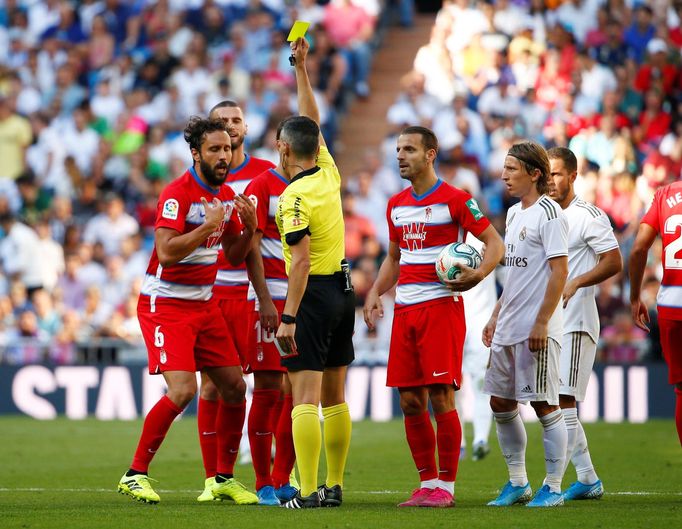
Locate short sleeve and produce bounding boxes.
[451,193,491,237]
[641,192,660,233]
[278,190,310,245]
[540,214,569,259]
[316,145,340,177]
[156,186,187,233]
[244,176,269,233]
[584,212,620,254]
[387,199,399,243]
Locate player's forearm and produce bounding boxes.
[478,227,505,278]
[295,60,320,125]
[283,253,310,316]
[157,225,215,267]
[245,246,273,306]
[573,248,623,290]
[628,248,648,301]
[535,258,568,325]
[226,227,255,266]
[369,255,401,298]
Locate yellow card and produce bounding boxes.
[287,20,310,42]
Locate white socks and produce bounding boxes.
[421,478,437,490]
[539,409,567,493]
[493,409,528,487]
[472,374,493,445]
[562,407,598,484]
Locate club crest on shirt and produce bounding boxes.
[402,222,426,251]
[425,206,432,222]
[162,199,179,220]
[519,227,527,241]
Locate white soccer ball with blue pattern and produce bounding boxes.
[435,242,483,283]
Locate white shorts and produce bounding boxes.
[483,338,561,405]
[559,332,596,402]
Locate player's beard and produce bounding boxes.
[199,157,230,187]
[399,155,428,181]
[229,132,245,150]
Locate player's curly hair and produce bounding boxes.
[508,141,551,194]
[183,116,228,152]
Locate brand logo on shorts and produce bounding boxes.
[257,351,264,362]
[160,350,167,364]
[519,227,527,241]
[432,370,448,377]
[521,385,532,393]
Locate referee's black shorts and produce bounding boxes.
[283,273,355,372]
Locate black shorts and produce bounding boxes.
[283,273,355,372]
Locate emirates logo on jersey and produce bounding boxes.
[402,222,427,251]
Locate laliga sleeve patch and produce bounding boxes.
[466,198,484,221]
[162,199,179,220]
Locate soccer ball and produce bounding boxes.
[435,242,483,283]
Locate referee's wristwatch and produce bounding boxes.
[281,313,296,324]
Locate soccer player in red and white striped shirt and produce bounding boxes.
[364,126,504,507]
[117,117,257,504]
[630,181,682,447]
[195,101,277,503]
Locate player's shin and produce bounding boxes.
[404,412,438,486]
[216,399,247,477]
[292,404,321,496]
[197,398,219,478]
[272,394,296,488]
[322,402,351,488]
[493,409,528,486]
[539,409,567,493]
[248,389,279,490]
[131,395,184,473]
[435,409,461,494]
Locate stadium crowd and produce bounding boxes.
[0,0,679,366]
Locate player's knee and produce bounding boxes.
[219,376,247,403]
[530,400,557,417]
[168,384,197,408]
[200,381,219,400]
[399,393,427,415]
[489,396,516,413]
[559,394,576,408]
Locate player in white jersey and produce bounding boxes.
[548,147,622,501]
[483,142,569,508]
[458,233,496,461]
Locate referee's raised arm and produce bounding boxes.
[291,37,326,148]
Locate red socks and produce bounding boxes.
[216,400,246,476]
[404,412,437,481]
[248,389,280,490]
[272,394,296,488]
[435,410,462,482]
[131,395,183,472]
[675,388,682,445]
[197,398,219,478]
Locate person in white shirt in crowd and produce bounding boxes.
[82,192,139,256]
[0,211,43,294]
[35,219,65,293]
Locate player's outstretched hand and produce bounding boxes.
[363,289,383,331]
[291,36,309,64]
[234,193,257,233]
[201,196,226,231]
[443,264,482,292]
[631,299,650,332]
[482,317,496,347]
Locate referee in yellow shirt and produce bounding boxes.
[275,37,354,509]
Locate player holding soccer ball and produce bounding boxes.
[364,126,504,508]
[548,147,622,501]
[483,142,569,508]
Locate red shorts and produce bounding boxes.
[387,297,465,388]
[246,299,287,373]
[659,317,682,385]
[138,297,240,374]
[217,297,255,371]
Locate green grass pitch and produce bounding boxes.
[1,417,680,528]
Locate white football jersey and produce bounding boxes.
[462,233,497,326]
[494,195,568,346]
[562,196,619,341]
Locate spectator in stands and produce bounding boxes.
[35,219,64,293]
[323,0,374,98]
[342,190,377,264]
[600,309,648,363]
[634,38,676,96]
[0,92,32,182]
[56,253,87,312]
[623,4,655,64]
[82,192,139,256]
[0,210,43,294]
